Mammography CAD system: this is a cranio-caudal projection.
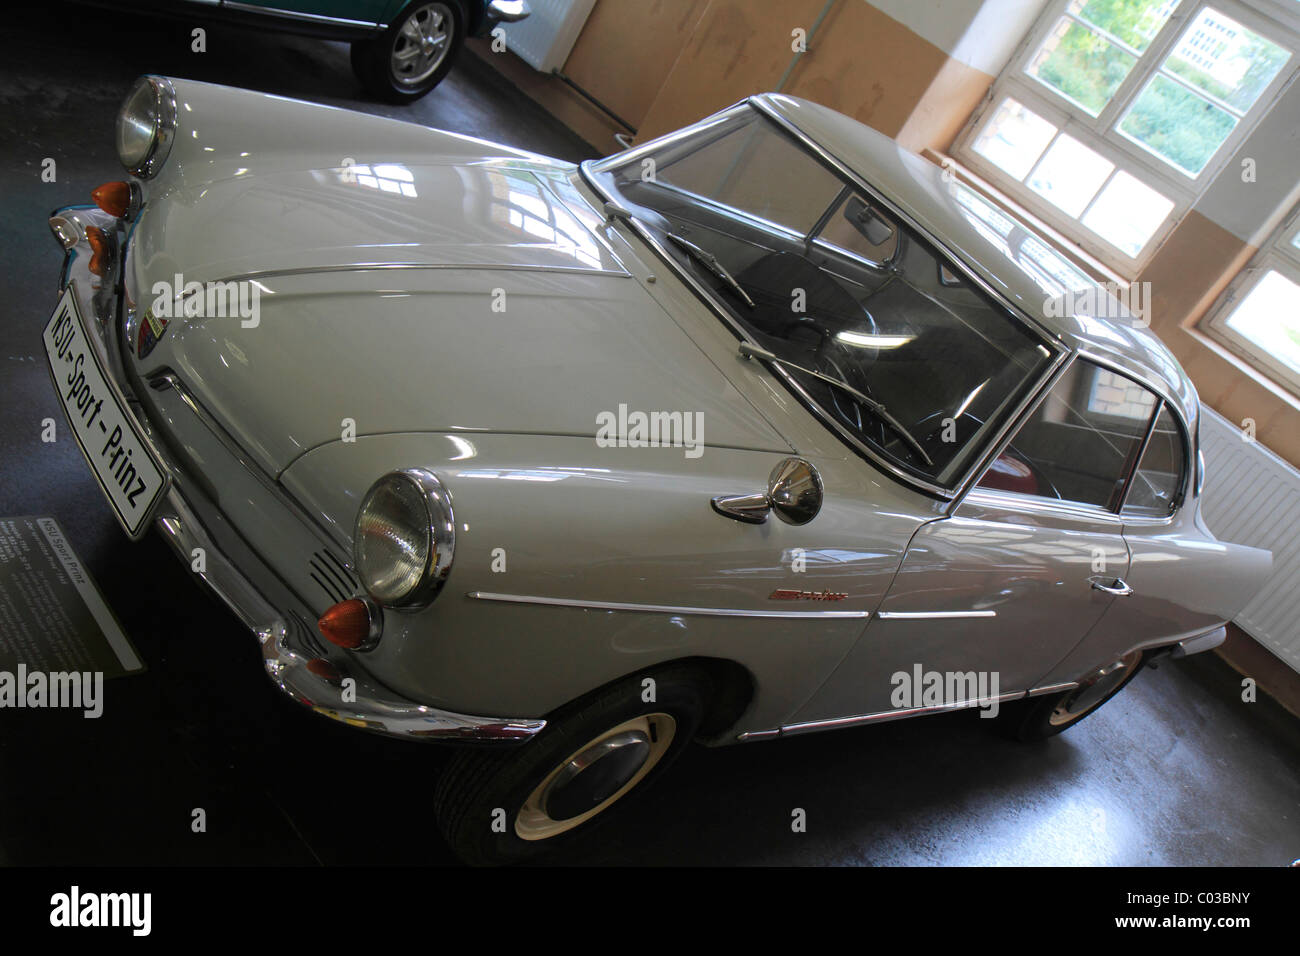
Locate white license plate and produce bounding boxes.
[44,283,169,539]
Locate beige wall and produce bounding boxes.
[474,0,997,154]
[634,0,995,147]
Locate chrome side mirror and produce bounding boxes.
[711,457,823,526]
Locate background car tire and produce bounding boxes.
[351,1,466,104]
[997,650,1145,742]
[433,663,711,866]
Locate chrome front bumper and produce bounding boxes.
[50,205,545,745]
[153,490,544,742]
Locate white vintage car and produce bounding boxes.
[44,76,1270,864]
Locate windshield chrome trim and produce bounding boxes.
[581,101,1068,502]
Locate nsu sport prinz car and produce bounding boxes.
[42,76,1271,864]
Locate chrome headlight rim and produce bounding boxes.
[116,75,177,180]
[353,468,456,610]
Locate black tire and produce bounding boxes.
[433,663,710,866]
[351,1,465,104]
[998,650,1145,742]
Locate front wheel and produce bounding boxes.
[351,1,464,104]
[432,664,710,865]
[999,650,1145,742]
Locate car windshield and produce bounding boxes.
[586,106,1058,491]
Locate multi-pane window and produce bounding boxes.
[956,0,1297,272]
[1202,207,1300,395]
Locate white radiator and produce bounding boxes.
[500,0,597,73]
[1198,405,1300,673]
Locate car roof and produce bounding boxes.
[751,93,1199,432]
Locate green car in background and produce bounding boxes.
[96,0,530,102]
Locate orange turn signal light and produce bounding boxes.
[91,181,132,218]
[306,658,342,682]
[317,598,375,650]
[85,226,109,277]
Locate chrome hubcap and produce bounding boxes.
[515,714,676,841]
[391,3,452,87]
[1049,651,1142,726]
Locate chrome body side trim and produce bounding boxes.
[779,691,1027,736]
[467,591,872,619]
[736,681,1084,739]
[875,609,997,620]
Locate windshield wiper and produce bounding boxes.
[666,232,756,309]
[738,342,934,467]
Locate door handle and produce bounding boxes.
[1089,576,1134,597]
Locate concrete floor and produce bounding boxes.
[1,2,1298,867]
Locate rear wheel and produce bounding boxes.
[433,664,710,865]
[351,1,464,103]
[999,650,1144,742]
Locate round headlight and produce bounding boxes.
[353,469,456,608]
[115,76,176,179]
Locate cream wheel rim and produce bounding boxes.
[1049,651,1142,727]
[515,713,676,841]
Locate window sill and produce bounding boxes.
[1185,324,1300,413]
[921,149,1135,289]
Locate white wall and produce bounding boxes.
[1196,71,1300,243]
[865,0,1051,74]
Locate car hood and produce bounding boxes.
[128,162,791,475]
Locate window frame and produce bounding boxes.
[1120,402,1191,518]
[1200,203,1300,396]
[953,0,1300,275]
[961,351,1192,521]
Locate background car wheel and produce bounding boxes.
[998,650,1145,742]
[351,1,465,104]
[432,663,710,866]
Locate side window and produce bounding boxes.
[978,359,1156,509]
[1123,405,1186,517]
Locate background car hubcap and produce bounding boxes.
[515,714,676,841]
[1049,651,1142,726]
[391,3,452,87]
